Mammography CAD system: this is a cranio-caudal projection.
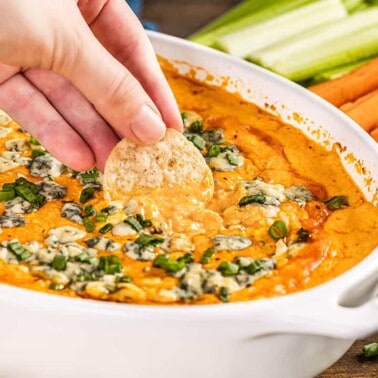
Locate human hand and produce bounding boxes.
[0,0,182,171]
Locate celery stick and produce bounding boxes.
[249,7,378,81]
[215,0,347,58]
[188,0,314,47]
[342,0,368,12]
[308,58,373,85]
[189,0,274,40]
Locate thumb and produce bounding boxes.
[56,27,166,145]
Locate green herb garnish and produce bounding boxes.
[75,252,91,263]
[49,283,65,291]
[268,220,288,240]
[219,287,230,302]
[79,169,99,184]
[52,255,68,271]
[245,260,265,275]
[124,216,143,232]
[218,261,239,277]
[136,214,152,228]
[98,255,122,274]
[84,205,96,216]
[187,134,206,150]
[362,342,378,358]
[0,189,15,201]
[153,253,193,273]
[188,120,203,133]
[238,194,266,206]
[29,136,40,145]
[95,212,108,223]
[83,216,95,232]
[135,233,164,247]
[207,144,221,157]
[99,223,113,234]
[31,149,46,158]
[79,187,96,204]
[116,275,133,283]
[324,195,349,210]
[200,247,216,264]
[7,241,31,261]
[225,152,239,166]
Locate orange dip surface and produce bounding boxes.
[0,63,377,305]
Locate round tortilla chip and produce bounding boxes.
[103,129,214,205]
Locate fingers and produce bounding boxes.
[78,0,183,132]
[0,73,95,171]
[25,68,119,171]
[58,23,168,145]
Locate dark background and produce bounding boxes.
[142,1,378,376]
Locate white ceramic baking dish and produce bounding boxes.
[0,32,377,378]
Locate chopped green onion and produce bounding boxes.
[200,247,216,264]
[187,134,206,150]
[7,241,31,261]
[178,253,195,265]
[188,120,203,133]
[75,252,91,263]
[99,223,113,234]
[153,254,193,273]
[85,237,99,248]
[116,275,133,283]
[207,144,221,157]
[238,194,266,206]
[225,152,239,166]
[76,272,97,282]
[362,342,378,358]
[83,217,95,232]
[136,214,153,228]
[2,183,15,191]
[100,206,117,215]
[98,255,122,274]
[30,194,47,209]
[15,178,39,193]
[51,255,68,271]
[296,228,311,242]
[324,195,349,210]
[79,169,99,184]
[15,184,44,206]
[29,136,40,145]
[49,283,65,291]
[219,286,230,302]
[246,260,265,275]
[84,205,96,216]
[218,261,239,277]
[268,220,288,240]
[79,187,96,204]
[135,233,164,247]
[124,216,143,232]
[0,189,16,201]
[15,185,36,200]
[95,212,108,223]
[31,149,45,158]
[181,111,189,122]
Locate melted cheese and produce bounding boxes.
[0,64,376,306]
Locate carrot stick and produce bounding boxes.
[370,127,378,142]
[344,89,378,132]
[309,58,378,107]
[340,89,378,112]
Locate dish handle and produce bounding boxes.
[273,267,378,339]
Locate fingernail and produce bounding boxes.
[131,105,166,143]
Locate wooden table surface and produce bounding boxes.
[143,1,378,377]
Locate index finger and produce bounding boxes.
[78,0,182,132]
